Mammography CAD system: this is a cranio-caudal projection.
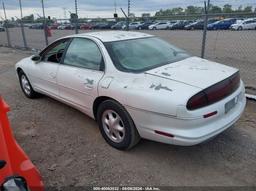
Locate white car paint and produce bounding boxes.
[231,18,256,30]
[15,31,246,146]
[149,21,170,30]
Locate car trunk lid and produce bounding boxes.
[145,56,238,89]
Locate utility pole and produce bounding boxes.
[114,0,117,13]
[127,0,130,31]
[2,2,11,47]
[41,0,48,46]
[19,0,28,49]
[201,0,210,58]
[75,0,78,34]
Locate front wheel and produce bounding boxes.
[97,100,140,150]
[18,71,39,98]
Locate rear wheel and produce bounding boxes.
[97,100,140,150]
[18,70,39,98]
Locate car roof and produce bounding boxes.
[67,31,154,42]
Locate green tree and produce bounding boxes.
[185,6,203,14]
[171,7,184,15]
[209,5,222,13]
[237,5,243,12]
[22,14,34,23]
[244,6,252,13]
[223,4,232,13]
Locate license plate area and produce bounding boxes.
[225,97,237,114]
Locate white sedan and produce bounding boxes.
[15,31,246,150]
[149,21,170,30]
[231,18,256,30]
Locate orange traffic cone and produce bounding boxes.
[0,96,44,191]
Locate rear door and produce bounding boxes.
[57,37,104,114]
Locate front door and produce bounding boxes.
[29,38,70,97]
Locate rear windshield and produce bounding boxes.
[104,37,190,73]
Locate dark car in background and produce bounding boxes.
[185,19,219,30]
[0,26,5,32]
[184,20,204,30]
[92,22,116,30]
[137,21,155,30]
[50,23,59,29]
[169,20,194,30]
[111,21,126,30]
[29,23,44,29]
[207,18,237,30]
[80,23,93,30]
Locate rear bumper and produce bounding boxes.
[126,82,246,146]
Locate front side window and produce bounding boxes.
[105,37,190,73]
[63,38,103,70]
[41,39,70,63]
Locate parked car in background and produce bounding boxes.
[169,20,194,30]
[185,19,219,30]
[80,23,93,30]
[58,24,75,30]
[207,18,237,30]
[231,18,256,30]
[0,26,5,32]
[167,21,179,29]
[29,23,44,29]
[50,23,59,30]
[185,20,204,30]
[149,21,170,30]
[123,22,142,30]
[137,21,155,30]
[15,31,246,150]
[92,22,116,30]
[111,21,126,30]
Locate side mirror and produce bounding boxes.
[31,55,41,62]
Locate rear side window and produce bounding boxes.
[63,38,103,70]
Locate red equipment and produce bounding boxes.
[0,97,44,191]
[46,26,52,37]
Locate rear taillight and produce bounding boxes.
[187,72,240,110]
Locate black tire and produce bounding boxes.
[97,100,140,150]
[18,70,39,99]
[238,26,243,31]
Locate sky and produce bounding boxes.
[0,0,255,19]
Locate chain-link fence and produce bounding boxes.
[0,7,255,94]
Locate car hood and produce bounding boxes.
[145,56,238,90]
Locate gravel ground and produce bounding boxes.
[0,47,256,189]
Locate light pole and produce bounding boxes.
[74,0,78,34]
[18,0,27,48]
[127,0,130,30]
[2,2,11,47]
[41,0,48,46]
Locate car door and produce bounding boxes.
[29,38,70,97]
[57,37,104,114]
